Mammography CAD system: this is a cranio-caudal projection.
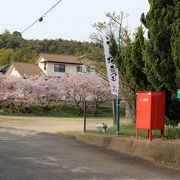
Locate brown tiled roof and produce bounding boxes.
[38,53,82,64]
[10,62,44,77]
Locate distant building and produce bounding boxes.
[37,53,88,76]
[6,54,91,78]
[6,62,44,78]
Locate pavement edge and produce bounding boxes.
[77,134,180,170]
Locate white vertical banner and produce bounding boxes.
[102,29,119,96]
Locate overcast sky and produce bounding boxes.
[0,0,149,42]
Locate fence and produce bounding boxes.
[83,99,128,132]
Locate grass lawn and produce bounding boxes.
[83,123,180,140]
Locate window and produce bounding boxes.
[54,64,65,72]
[44,62,47,71]
[77,65,82,72]
[86,66,90,72]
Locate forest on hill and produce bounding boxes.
[0,30,102,66]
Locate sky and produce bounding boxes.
[0,0,149,42]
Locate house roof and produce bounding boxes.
[37,53,82,65]
[6,62,44,77]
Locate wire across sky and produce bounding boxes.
[21,0,63,34]
[0,0,63,49]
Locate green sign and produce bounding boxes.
[177,89,180,98]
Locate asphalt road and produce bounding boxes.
[0,127,180,180]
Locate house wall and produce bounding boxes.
[37,58,47,75]
[47,63,78,76]
[8,68,22,78]
[37,57,89,76]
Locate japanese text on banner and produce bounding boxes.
[102,29,119,96]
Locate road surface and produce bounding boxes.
[0,127,179,180]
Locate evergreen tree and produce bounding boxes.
[109,27,149,118]
[130,26,149,91]
[141,0,178,93]
[171,0,180,87]
[110,27,149,92]
[141,0,180,121]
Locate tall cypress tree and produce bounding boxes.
[171,0,180,87]
[109,27,150,118]
[130,26,150,91]
[141,0,180,121]
[141,0,178,92]
[110,27,149,92]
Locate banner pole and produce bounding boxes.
[83,101,87,132]
[102,29,119,135]
[115,95,120,136]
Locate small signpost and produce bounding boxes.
[177,89,180,99]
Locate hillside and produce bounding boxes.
[0,30,102,66]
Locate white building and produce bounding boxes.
[37,53,88,76]
[6,53,90,78]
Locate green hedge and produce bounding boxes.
[0,101,78,117]
[0,101,119,117]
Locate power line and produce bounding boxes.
[21,0,63,34]
[0,0,63,49]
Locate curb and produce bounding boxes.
[77,134,180,170]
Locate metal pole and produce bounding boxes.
[115,13,123,136]
[112,97,116,126]
[115,95,120,135]
[83,101,87,132]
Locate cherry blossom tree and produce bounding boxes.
[88,74,111,115]
[64,73,111,114]
[1,76,37,113]
[30,75,67,113]
[0,73,111,115]
[0,75,6,101]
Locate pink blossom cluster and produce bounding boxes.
[0,73,111,107]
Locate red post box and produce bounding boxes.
[136,91,165,141]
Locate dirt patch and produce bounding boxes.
[0,115,114,133]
